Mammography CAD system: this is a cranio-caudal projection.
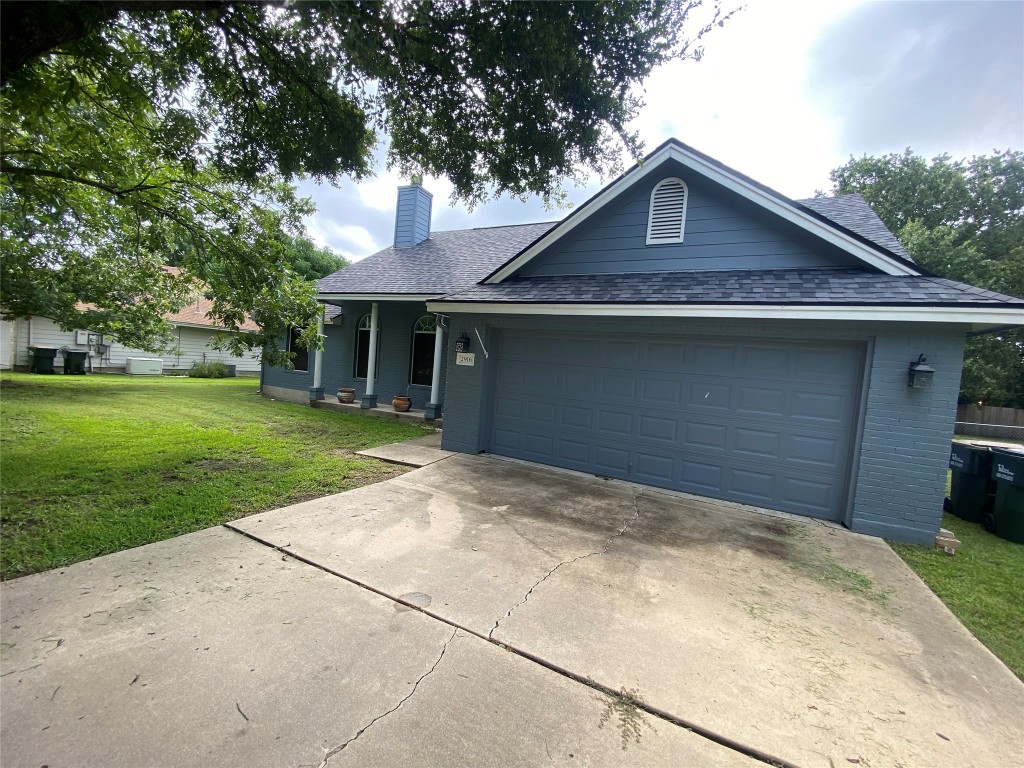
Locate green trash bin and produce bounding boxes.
[27,345,58,374]
[948,442,995,523]
[985,448,1024,544]
[62,349,89,375]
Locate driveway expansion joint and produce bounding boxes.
[487,491,643,640]
[222,516,801,768]
[311,628,458,768]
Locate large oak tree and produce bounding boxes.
[1,0,730,365]
[828,149,1024,407]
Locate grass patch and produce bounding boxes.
[780,520,893,606]
[891,512,1024,680]
[0,373,431,579]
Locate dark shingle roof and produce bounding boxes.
[436,269,1024,307]
[316,194,917,297]
[795,194,912,260]
[317,222,556,295]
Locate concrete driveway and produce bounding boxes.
[3,454,1022,767]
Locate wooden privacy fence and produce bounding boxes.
[955,405,1024,441]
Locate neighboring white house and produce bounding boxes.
[1,295,261,375]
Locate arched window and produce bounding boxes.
[646,177,688,245]
[353,313,380,379]
[409,315,437,386]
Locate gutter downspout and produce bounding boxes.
[361,302,379,408]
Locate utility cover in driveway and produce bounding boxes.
[489,332,863,520]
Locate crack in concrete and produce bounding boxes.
[313,628,458,767]
[488,491,642,639]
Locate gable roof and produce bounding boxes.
[484,139,922,283]
[795,194,912,261]
[317,222,556,298]
[315,195,911,299]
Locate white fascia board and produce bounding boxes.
[425,301,1024,326]
[169,321,248,333]
[485,144,919,283]
[316,293,435,302]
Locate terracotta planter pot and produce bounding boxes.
[392,395,412,412]
[337,387,356,404]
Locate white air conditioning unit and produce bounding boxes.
[125,357,163,375]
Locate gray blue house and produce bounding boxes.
[262,140,1024,544]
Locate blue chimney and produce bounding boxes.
[393,177,433,248]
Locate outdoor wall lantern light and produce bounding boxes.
[907,354,935,389]
[455,332,471,353]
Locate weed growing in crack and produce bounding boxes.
[597,686,654,751]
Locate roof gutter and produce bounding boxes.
[425,300,1024,328]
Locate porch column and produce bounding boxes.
[361,301,379,409]
[425,316,445,420]
[308,313,325,402]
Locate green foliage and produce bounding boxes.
[829,149,1024,406]
[283,235,349,282]
[0,372,429,579]
[188,361,229,378]
[1,0,730,367]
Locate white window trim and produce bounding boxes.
[646,177,688,245]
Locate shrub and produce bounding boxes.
[188,361,229,379]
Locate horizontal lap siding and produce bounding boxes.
[441,313,967,544]
[8,316,260,372]
[519,162,860,276]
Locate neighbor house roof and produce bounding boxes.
[433,268,1024,307]
[162,266,259,331]
[165,298,259,332]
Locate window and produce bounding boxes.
[354,313,380,379]
[409,315,437,386]
[288,327,309,372]
[646,177,688,245]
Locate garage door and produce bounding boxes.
[488,332,864,521]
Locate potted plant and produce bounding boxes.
[337,387,356,404]
[392,392,412,412]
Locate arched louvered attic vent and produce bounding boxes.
[646,177,688,245]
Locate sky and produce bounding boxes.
[298,0,1024,263]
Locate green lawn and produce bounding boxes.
[891,512,1024,680]
[0,373,430,579]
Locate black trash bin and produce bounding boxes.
[948,442,995,523]
[27,345,58,374]
[62,349,89,375]
[985,448,1024,544]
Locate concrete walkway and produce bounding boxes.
[355,432,454,467]
[4,454,1023,768]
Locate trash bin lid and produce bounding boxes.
[990,447,1024,487]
